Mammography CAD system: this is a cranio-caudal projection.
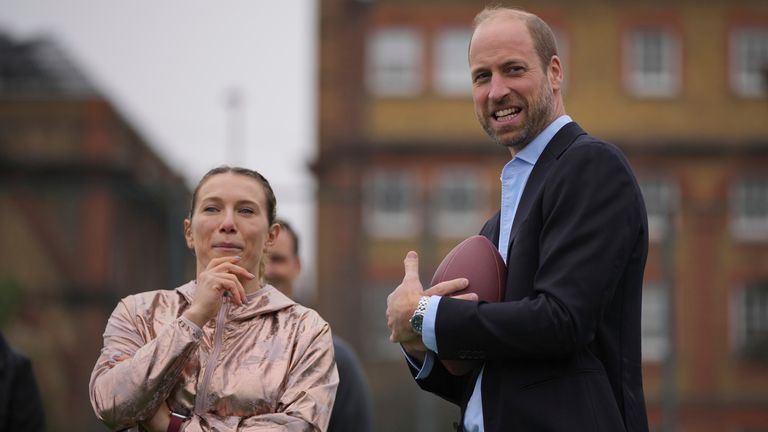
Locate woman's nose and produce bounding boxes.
[219,209,237,232]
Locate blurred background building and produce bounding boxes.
[315,0,768,431]
[0,32,192,431]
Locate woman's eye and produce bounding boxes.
[203,206,219,213]
[239,208,255,215]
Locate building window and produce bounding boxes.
[433,27,472,96]
[623,27,681,97]
[638,177,676,242]
[642,283,669,362]
[366,27,423,96]
[733,282,768,363]
[731,178,768,240]
[431,170,486,238]
[730,27,768,97]
[364,171,419,238]
[363,284,404,360]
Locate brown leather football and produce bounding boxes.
[430,235,506,376]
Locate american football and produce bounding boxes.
[430,235,506,376]
[430,235,506,303]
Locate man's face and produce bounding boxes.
[469,15,561,154]
[264,229,301,297]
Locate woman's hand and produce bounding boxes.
[183,256,255,327]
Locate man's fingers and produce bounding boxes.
[451,293,479,302]
[402,251,419,280]
[424,278,469,296]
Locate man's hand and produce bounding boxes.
[386,251,474,346]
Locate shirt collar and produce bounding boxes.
[515,114,572,165]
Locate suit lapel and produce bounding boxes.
[480,210,501,248]
[504,122,587,260]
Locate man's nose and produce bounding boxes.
[488,75,510,102]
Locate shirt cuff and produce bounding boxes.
[403,348,436,380]
[422,295,441,354]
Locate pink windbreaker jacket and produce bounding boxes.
[89,281,338,432]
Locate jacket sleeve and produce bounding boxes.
[89,295,202,430]
[180,316,339,432]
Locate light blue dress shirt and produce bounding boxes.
[413,115,572,431]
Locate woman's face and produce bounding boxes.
[184,172,277,277]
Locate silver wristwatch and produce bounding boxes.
[409,296,430,335]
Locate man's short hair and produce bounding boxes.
[275,219,300,257]
[472,6,559,71]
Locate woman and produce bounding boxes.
[89,166,338,432]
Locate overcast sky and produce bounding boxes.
[0,0,320,296]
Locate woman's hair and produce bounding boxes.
[189,165,277,226]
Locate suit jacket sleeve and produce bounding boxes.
[435,139,646,360]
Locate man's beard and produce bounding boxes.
[485,83,554,152]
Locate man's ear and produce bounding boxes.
[183,218,194,250]
[548,55,563,90]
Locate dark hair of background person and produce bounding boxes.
[275,219,300,257]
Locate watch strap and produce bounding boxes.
[167,411,188,432]
[410,296,430,335]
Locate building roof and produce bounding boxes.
[0,31,97,97]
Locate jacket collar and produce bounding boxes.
[177,280,296,321]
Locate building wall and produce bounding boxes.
[0,97,191,431]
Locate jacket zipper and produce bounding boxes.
[194,296,230,415]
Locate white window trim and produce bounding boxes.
[433,27,473,96]
[366,27,423,97]
[363,171,420,239]
[729,26,768,98]
[730,282,768,356]
[639,177,678,243]
[431,169,487,238]
[730,178,768,241]
[623,26,681,98]
[642,282,670,362]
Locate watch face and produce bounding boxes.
[410,314,424,334]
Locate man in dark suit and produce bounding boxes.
[386,6,649,432]
[0,331,45,432]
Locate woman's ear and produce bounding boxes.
[183,218,194,250]
[266,223,281,247]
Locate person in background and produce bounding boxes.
[386,6,649,432]
[0,330,45,431]
[265,219,373,432]
[90,166,338,432]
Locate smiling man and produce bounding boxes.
[386,7,650,432]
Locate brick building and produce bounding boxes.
[0,32,192,431]
[316,1,768,431]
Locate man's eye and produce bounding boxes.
[473,73,490,83]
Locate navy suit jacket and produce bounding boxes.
[409,122,650,432]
